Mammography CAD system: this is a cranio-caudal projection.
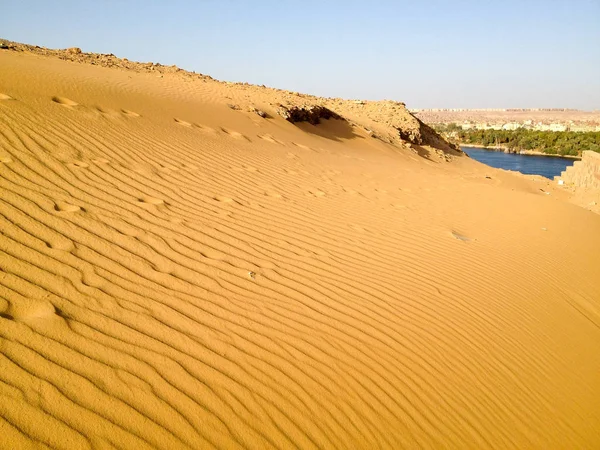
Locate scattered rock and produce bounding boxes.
[227,104,242,111]
[250,107,268,118]
[0,40,213,80]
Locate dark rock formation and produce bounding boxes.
[276,105,343,125]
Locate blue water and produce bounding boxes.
[462,147,576,179]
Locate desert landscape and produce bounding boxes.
[1,41,600,450]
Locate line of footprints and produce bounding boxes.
[1,92,318,150]
[0,93,338,217]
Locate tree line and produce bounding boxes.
[433,124,600,157]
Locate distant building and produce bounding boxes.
[569,124,600,132]
[538,123,568,132]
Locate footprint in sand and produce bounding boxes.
[258,134,283,145]
[220,128,250,141]
[51,96,79,107]
[92,158,110,165]
[350,224,366,233]
[138,196,164,205]
[46,239,75,252]
[451,231,472,242]
[0,93,14,100]
[264,191,283,199]
[121,109,140,117]
[0,156,13,163]
[54,201,81,213]
[199,125,217,133]
[5,299,60,322]
[157,164,180,172]
[126,163,155,175]
[214,195,234,203]
[95,106,118,115]
[69,161,89,168]
[193,123,217,133]
[308,189,326,197]
[174,118,193,127]
[292,142,312,150]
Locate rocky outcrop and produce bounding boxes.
[275,105,343,125]
[315,98,461,155]
[556,151,600,189]
[556,151,600,214]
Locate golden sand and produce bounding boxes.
[0,49,599,449]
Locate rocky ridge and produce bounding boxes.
[1,38,461,160]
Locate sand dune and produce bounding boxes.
[1,48,600,449]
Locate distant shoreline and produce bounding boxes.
[460,143,581,160]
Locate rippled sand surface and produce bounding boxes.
[1,50,599,449]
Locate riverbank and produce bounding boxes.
[460,143,581,159]
[440,127,600,158]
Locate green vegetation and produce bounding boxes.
[434,124,600,157]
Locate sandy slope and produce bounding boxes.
[1,49,599,450]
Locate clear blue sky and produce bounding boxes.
[2,0,599,109]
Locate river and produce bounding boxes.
[462,147,576,179]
